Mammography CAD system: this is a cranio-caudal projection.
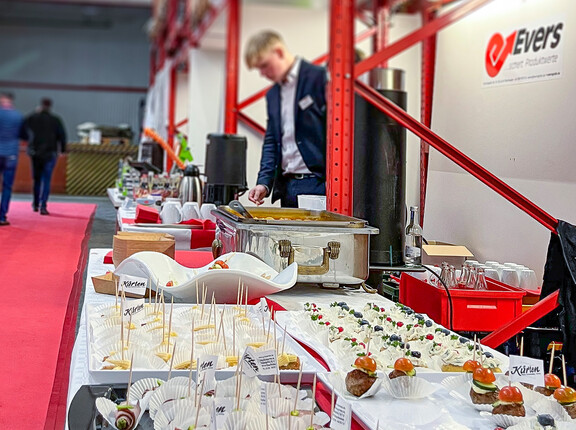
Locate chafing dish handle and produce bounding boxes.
[278,240,341,276]
[212,239,223,259]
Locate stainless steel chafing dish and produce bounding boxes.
[211,206,379,288]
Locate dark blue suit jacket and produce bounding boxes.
[256,60,327,203]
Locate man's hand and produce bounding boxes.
[248,185,268,206]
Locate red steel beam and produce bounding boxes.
[354,0,496,77]
[327,0,356,215]
[238,111,266,136]
[237,27,377,111]
[481,291,560,349]
[224,0,240,134]
[373,0,389,67]
[419,7,437,227]
[167,63,178,171]
[175,117,188,128]
[354,80,559,233]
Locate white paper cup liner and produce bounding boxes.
[443,377,495,412]
[223,410,262,430]
[516,383,550,406]
[532,397,573,422]
[216,375,262,399]
[381,374,438,399]
[440,374,471,392]
[325,370,382,400]
[128,377,165,404]
[148,382,194,419]
[262,381,307,400]
[100,349,167,371]
[480,411,528,428]
[267,398,292,418]
[91,303,122,318]
[95,397,144,430]
[273,414,310,430]
[171,400,211,429]
[163,376,195,390]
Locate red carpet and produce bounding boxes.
[0,201,95,429]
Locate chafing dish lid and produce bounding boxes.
[214,206,369,228]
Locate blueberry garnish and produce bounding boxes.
[354,311,363,318]
[537,414,555,426]
[425,320,433,327]
[374,325,383,332]
[459,337,468,344]
[359,319,369,325]
[411,351,421,358]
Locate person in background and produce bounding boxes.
[245,30,327,208]
[25,98,66,215]
[0,92,26,226]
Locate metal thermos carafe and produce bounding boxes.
[179,165,203,204]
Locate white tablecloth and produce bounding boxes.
[66,249,502,430]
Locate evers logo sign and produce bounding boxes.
[485,22,563,77]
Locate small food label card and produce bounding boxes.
[257,297,270,316]
[241,347,278,377]
[118,274,147,296]
[197,354,218,394]
[123,298,145,318]
[509,355,545,386]
[331,396,352,430]
[212,398,233,429]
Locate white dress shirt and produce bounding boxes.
[280,57,312,175]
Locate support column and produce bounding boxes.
[167,63,177,171]
[327,0,356,215]
[224,0,240,134]
[419,7,437,226]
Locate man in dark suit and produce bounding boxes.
[25,98,66,215]
[245,31,327,208]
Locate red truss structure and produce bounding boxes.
[150,0,562,347]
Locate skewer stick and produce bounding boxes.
[549,342,556,374]
[195,280,199,305]
[126,312,133,347]
[236,278,241,307]
[167,341,177,381]
[194,378,205,428]
[376,419,380,430]
[188,318,195,397]
[562,355,567,386]
[266,317,272,342]
[330,388,335,420]
[366,331,371,356]
[473,334,477,362]
[293,366,303,413]
[238,280,243,312]
[125,352,135,403]
[310,374,317,429]
[520,336,524,356]
[148,277,152,305]
[200,284,207,320]
[244,283,248,315]
[166,297,174,352]
[120,293,125,361]
[161,293,166,346]
[236,370,243,410]
[114,276,119,308]
[213,294,218,335]
[265,383,269,430]
[277,371,282,398]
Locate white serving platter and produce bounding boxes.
[86,303,325,385]
[114,252,298,303]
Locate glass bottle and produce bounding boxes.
[404,206,423,266]
[475,268,488,290]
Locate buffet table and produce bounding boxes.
[65,248,510,429]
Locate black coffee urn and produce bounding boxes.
[203,133,248,206]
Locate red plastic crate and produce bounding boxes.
[399,273,526,332]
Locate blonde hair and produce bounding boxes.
[245,30,285,68]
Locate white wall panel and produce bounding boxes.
[426,0,576,280]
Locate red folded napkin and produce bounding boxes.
[135,204,160,223]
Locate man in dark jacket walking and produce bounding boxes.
[25,98,66,215]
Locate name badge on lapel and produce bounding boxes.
[298,95,314,110]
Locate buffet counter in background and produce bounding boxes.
[14,142,138,196]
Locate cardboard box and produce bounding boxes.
[422,240,473,267]
[91,271,155,298]
[112,231,175,266]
